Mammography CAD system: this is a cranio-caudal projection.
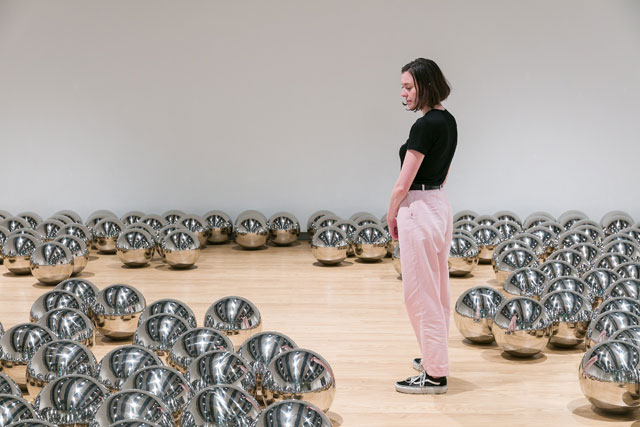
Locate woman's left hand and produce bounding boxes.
[387,215,398,240]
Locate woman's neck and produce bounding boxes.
[422,104,444,115]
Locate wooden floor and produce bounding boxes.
[1,242,637,426]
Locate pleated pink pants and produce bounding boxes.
[397,188,453,377]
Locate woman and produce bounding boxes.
[387,58,457,394]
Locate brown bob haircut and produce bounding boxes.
[402,58,451,111]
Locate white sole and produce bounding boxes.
[395,384,448,394]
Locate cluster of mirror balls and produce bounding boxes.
[0,281,336,426]
[444,209,640,414]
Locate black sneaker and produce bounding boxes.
[395,371,447,394]
[412,357,423,371]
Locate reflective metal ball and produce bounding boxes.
[54,210,83,224]
[186,350,255,393]
[121,211,145,226]
[604,278,640,300]
[93,218,124,254]
[311,226,349,265]
[237,331,298,377]
[116,229,154,267]
[353,224,389,262]
[29,242,74,285]
[134,314,190,360]
[30,290,84,322]
[36,308,95,347]
[541,290,591,347]
[471,224,501,263]
[55,278,99,314]
[60,223,93,248]
[503,267,547,299]
[234,217,269,249]
[204,210,233,244]
[449,234,479,276]
[0,323,56,388]
[493,247,538,285]
[494,210,522,225]
[475,215,498,226]
[204,296,262,349]
[595,253,631,270]
[454,286,506,343]
[611,326,640,348]
[160,231,201,269]
[267,212,300,246]
[333,220,357,257]
[168,327,233,374]
[262,348,336,412]
[543,277,590,301]
[138,299,197,328]
[97,345,163,391]
[596,297,640,318]
[490,297,551,357]
[17,212,42,229]
[180,215,210,247]
[54,234,89,275]
[453,210,479,222]
[2,234,38,274]
[93,284,146,339]
[0,216,30,232]
[586,310,640,349]
[26,339,97,397]
[256,399,332,427]
[0,395,37,425]
[35,220,64,241]
[180,385,261,427]
[0,372,21,396]
[539,259,578,280]
[92,390,173,427]
[162,210,185,225]
[140,215,166,231]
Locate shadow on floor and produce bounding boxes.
[568,398,639,423]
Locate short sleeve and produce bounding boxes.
[406,119,433,155]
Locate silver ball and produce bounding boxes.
[234,216,268,249]
[541,290,591,347]
[0,323,56,388]
[604,278,640,301]
[204,296,262,350]
[85,211,117,231]
[262,348,336,412]
[314,215,341,231]
[116,229,154,267]
[237,331,297,377]
[454,286,506,343]
[308,211,336,235]
[526,226,558,257]
[333,220,357,257]
[596,297,640,318]
[0,216,30,232]
[471,224,500,263]
[503,267,547,299]
[54,210,83,224]
[542,277,590,301]
[493,247,537,285]
[601,211,634,236]
[168,327,233,374]
[311,226,349,265]
[140,215,166,231]
[204,210,233,244]
[36,308,95,347]
[2,233,39,274]
[93,218,124,254]
[256,399,332,427]
[138,299,197,329]
[160,230,200,269]
[352,224,388,262]
[186,350,255,394]
[453,210,479,223]
[355,214,380,227]
[392,244,401,276]
[93,284,146,339]
[524,211,555,229]
[30,290,84,322]
[162,210,186,225]
[120,211,145,226]
[60,223,93,248]
[494,220,522,241]
[0,372,21,396]
[490,297,551,357]
[594,253,630,270]
[35,220,65,241]
[267,212,300,246]
[494,210,522,225]
[97,345,163,392]
[54,234,89,275]
[558,229,592,248]
[579,340,640,413]
[539,259,577,280]
[586,310,640,349]
[26,339,97,397]
[3,420,57,427]
[33,374,109,425]
[0,395,37,425]
[54,279,99,314]
[611,326,640,347]
[180,215,210,247]
[92,390,173,427]
[558,210,588,230]
[121,365,193,424]
[29,242,74,285]
[180,385,261,427]
[603,240,640,260]
[570,242,600,270]
[17,212,42,229]
[133,314,190,360]
[449,234,479,277]
[583,269,620,308]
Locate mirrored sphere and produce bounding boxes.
[596,297,640,318]
[262,349,336,412]
[204,210,233,244]
[26,340,97,397]
[204,297,262,349]
[493,247,538,285]
[314,215,341,232]
[159,210,184,225]
[134,314,190,360]
[85,211,117,232]
[558,230,591,248]
[156,224,186,250]
[0,216,30,232]
[604,278,640,301]
[574,223,604,245]
[541,290,591,347]
[615,262,640,279]
[107,422,161,427]
[0,395,36,425]
[490,297,551,357]
[91,390,173,427]
[392,243,401,276]
[549,248,586,273]
[97,345,163,392]
[2,234,38,274]
[237,331,297,377]
[267,212,300,246]
[475,215,497,226]
[36,308,95,347]
[30,242,74,285]
[55,279,99,315]
[160,231,200,269]
[353,224,389,262]
[0,372,21,397]
[17,212,42,229]
[168,327,233,374]
[34,374,109,425]
[449,234,479,276]
[60,223,93,248]
[93,284,146,339]
[308,211,337,236]
[180,385,261,427]
[139,299,197,329]
[256,399,332,427]
[234,217,268,249]
[0,324,56,388]
[54,234,89,275]
[471,225,500,263]
[55,210,83,224]
[30,290,84,322]
[602,214,633,236]
[454,286,506,343]
[595,253,631,270]
[4,420,56,427]
[311,226,348,265]
[186,350,255,393]
[504,267,547,299]
[558,210,588,230]
[122,365,193,423]
[116,230,154,267]
[453,220,477,233]
[120,211,145,226]
[140,215,166,231]
[543,277,590,300]
[583,269,619,306]
[333,220,357,257]
[579,340,640,413]
[453,210,479,223]
[35,220,64,241]
[180,215,209,247]
[586,310,640,349]
[570,242,600,270]
[93,218,124,254]
[494,210,522,226]
[611,326,640,348]
[539,259,578,280]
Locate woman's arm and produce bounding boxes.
[387,149,425,239]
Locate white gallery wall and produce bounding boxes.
[1,0,639,223]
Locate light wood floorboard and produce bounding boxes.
[0,243,636,426]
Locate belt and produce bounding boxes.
[410,183,443,191]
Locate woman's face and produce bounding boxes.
[401,71,417,109]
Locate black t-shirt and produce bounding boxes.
[399,109,457,186]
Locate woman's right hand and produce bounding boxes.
[387,215,399,240]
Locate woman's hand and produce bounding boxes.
[387,215,399,240]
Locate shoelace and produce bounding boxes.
[407,372,433,386]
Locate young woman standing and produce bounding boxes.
[387,58,457,394]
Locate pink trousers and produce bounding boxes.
[397,188,453,377]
